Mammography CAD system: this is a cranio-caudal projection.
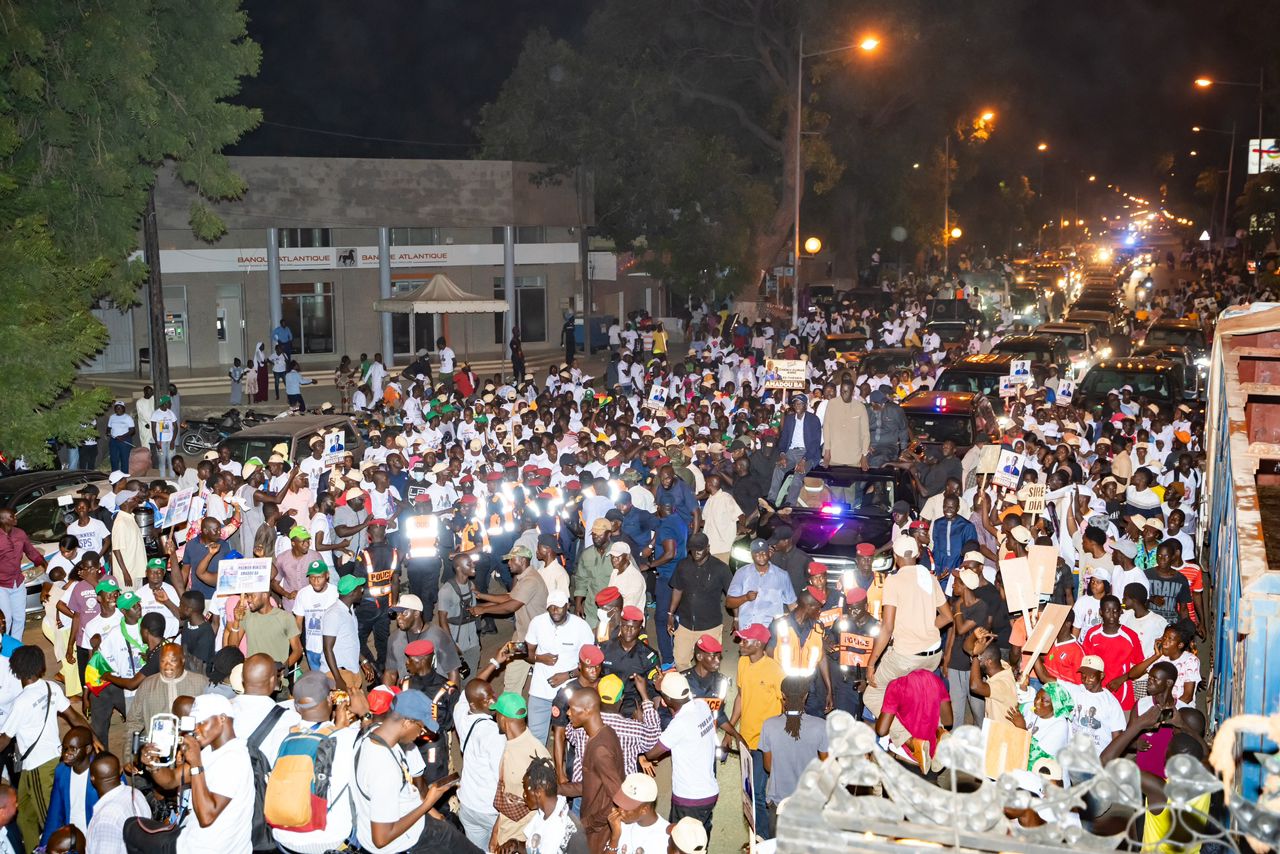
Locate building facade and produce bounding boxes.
[87,157,598,374]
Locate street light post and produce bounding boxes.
[1194,123,1237,258]
[1195,69,1264,175]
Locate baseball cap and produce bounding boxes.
[695,635,723,654]
[1079,654,1106,673]
[579,645,605,666]
[343,487,364,502]
[597,674,625,704]
[288,525,311,540]
[869,389,888,404]
[115,489,138,505]
[749,538,769,555]
[547,589,570,608]
[337,575,365,596]
[366,685,400,716]
[620,605,644,622]
[190,693,234,723]
[392,689,437,730]
[769,525,794,543]
[537,533,563,553]
[117,591,140,610]
[306,559,328,577]
[1010,525,1033,545]
[962,551,985,566]
[735,623,770,644]
[613,773,659,809]
[956,569,980,590]
[608,541,631,557]
[95,578,120,594]
[146,557,167,571]
[892,535,919,558]
[687,532,710,550]
[503,545,533,561]
[671,816,709,853]
[404,639,435,657]
[108,471,127,484]
[590,518,612,536]
[659,671,692,701]
[594,587,621,606]
[389,594,424,613]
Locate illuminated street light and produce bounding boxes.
[1194,78,1213,88]
[1088,175,1096,182]
[912,162,920,169]
[1190,150,1198,156]
[1191,126,1202,132]
[803,236,823,254]
[950,227,962,239]
[859,36,881,52]
[1037,142,1048,152]
[979,110,996,122]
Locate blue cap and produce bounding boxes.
[391,689,438,731]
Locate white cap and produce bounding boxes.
[546,589,570,608]
[108,471,127,484]
[957,569,980,590]
[391,594,425,613]
[659,671,692,701]
[892,535,919,559]
[190,692,234,723]
[612,772,658,809]
[671,816,709,853]
[1010,525,1033,545]
[608,541,631,557]
[115,489,138,505]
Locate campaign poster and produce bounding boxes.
[762,358,808,391]
[644,384,670,412]
[213,557,272,599]
[998,375,1019,398]
[1057,379,1075,404]
[322,431,346,466]
[992,448,1023,489]
[1010,359,1032,382]
[1019,483,1047,516]
[999,556,1038,615]
[161,489,193,529]
[976,444,1002,475]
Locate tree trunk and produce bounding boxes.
[740,99,801,303]
[143,185,170,395]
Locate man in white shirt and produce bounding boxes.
[524,590,594,744]
[606,544,647,613]
[106,403,136,474]
[353,689,470,853]
[639,671,720,834]
[125,692,254,854]
[437,336,456,375]
[86,753,149,854]
[453,659,509,850]
[150,395,178,477]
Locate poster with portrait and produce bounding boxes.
[213,557,271,600]
[1010,359,1032,381]
[644,384,670,412]
[160,489,194,529]
[762,358,808,391]
[992,448,1023,490]
[1056,379,1076,405]
[322,431,346,466]
[998,375,1019,398]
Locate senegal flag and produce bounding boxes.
[84,650,113,696]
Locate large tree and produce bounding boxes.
[0,0,260,466]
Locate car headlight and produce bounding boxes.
[731,546,752,564]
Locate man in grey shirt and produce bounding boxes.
[866,389,910,467]
[436,553,481,675]
[759,677,829,827]
[332,488,371,572]
[384,593,462,682]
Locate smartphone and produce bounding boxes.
[148,713,180,767]
[509,641,529,657]
[434,772,461,789]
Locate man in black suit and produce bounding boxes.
[768,393,823,507]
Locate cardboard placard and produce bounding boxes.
[1010,359,1032,380]
[644,384,670,412]
[984,719,1031,778]
[1057,380,1076,404]
[322,430,347,466]
[1019,483,1047,516]
[1020,603,1071,676]
[213,557,272,599]
[998,375,1019,398]
[1027,544,1059,595]
[992,449,1023,490]
[762,358,808,391]
[999,556,1038,615]
[977,444,1001,475]
[838,633,873,667]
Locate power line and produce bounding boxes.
[260,120,480,149]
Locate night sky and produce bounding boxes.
[230,0,1272,212]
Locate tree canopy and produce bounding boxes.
[0,0,260,465]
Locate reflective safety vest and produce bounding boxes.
[458,518,490,553]
[771,616,825,676]
[404,513,439,559]
[486,490,517,535]
[363,548,399,601]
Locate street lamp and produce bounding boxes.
[1037,142,1049,152]
[950,227,962,239]
[791,31,880,325]
[803,236,823,254]
[1193,70,1265,174]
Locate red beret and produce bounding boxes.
[565,480,581,490]
[460,495,478,505]
[606,458,623,468]
[538,467,553,478]
[579,644,605,665]
[695,635,723,653]
[908,519,928,530]
[807,561,827,576]
[855,543,875,556]
[594,587,622,606]
[620,605,644,622]
[523,465,538,474]
[847,587,868,604]
[485,471,504,481]
[368,518,388,527]
[504,460,518,469]
[405,639,434,657]
[459,474,474,484]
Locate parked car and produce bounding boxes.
[0,470,107,512]
[934,354,1050,408]
[13,483,92,618]
[1077,358,1187,417]
[219,415,366,467]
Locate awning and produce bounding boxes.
[372,273,509,314]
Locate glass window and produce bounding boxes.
[493,276,546,344]
[391,280,436,356]
[490,226,547,244]
[389,227,443,246]
[278,228,331,248]
[281,282,335,355]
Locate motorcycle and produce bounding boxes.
[179,408,268,455]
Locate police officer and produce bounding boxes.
[600,605,659,717]
[400,639,459,786]
[824,586,880,720]
[680,635,744,744]
[352,518,399,671]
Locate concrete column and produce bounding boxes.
[378,226,393,361]
[267,227,282,330]
[503,225,516,363]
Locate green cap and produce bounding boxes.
[306,559,328,577]
[95,578,120,594]
[288,525,311,540]
[158,395,171,405]
[503,545,533,561]
[146,557,167,570]
[117,592,141,611]
[488,692,528,719]
[337,575,365,596]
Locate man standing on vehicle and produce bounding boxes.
[768,393,823,507]
[822,377,870,468]
[866,389,910,467]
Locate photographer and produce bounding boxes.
[123,693,253,854]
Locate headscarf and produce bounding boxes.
[254,342,265,367]
[1023,681,1075,768]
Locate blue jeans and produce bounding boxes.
[0,582,24,640]
[306,650,323,671]
[109,438,131,473]
[751,748,772,838]
[527,695,553,746]
[654,572,675,665]
[273,371,286,399]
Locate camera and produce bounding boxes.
[508,641,529,658]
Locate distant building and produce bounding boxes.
[86,157,601,374]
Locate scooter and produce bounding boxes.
[178,408,268,455]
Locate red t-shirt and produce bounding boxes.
[1177,563,1204,623]
[1041,639,1084,685]
[1081,624,1145,710]
[882,669,950,755]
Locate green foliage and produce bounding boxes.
[0,0,260,465]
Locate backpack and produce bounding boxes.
[246,705,286,850]
[264,723,341,831]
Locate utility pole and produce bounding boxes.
[943,133,950,274]
[143,185,169,396]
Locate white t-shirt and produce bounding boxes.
[136,583,180,638]
[294,585,339,654]
[453,700,505,814]
[1120,609,1168,657]
[229,694,301,766]
[69,767,90,832]
[616,816,671,854]
[309,514,339,570]
[272,724,359,853]
[107,413,135,439]
[659,698,719,801]
[320,603,360,672]
[1,680,69,769]
[177,739,254,854]
[439,347,456,373]
[1061,682,1127,756]
[523,796,579,853]
[524,613,594,700]
[1071,596,1103,632]
[354,739,424,854]
[83,610,123,649]
[151,410,178,444]
[67,518,110,554]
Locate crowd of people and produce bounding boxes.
[0,242,1259,853]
